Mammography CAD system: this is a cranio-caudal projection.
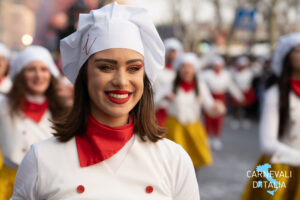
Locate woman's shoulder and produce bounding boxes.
[138,137,192,165]
[264,85,279,104]
[32,136,75,157]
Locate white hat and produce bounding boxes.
[272,33,300,76]
[10,45,60,80]
[164,37,183,54]
[236,56,250,68]
[60,2,165,84]
[173,52,199,71]
[0,43,10,60]
[210,55,225,68]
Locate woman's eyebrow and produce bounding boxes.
[94,59,117,64]
[126,59,143,64]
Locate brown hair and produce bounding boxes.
[278,52,293,138]
[53,62,166,142]
[172,71,199,96]
[7,70,67,120]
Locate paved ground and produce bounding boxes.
[196,117,261,200]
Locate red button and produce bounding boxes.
[21,148,27,153]
[22,131,27,135]
[146,186,153,194]
[77,185,85,194]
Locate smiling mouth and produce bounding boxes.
[105,90,132,104]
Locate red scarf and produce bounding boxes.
[179,80,195,93]
[214,68,221,75]
[291,79,300,97]
[165,63,173,70]
[20,99,49,123]
[76,115,134,167]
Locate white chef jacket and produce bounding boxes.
[0,76,12,94]
[167,80,214,125]
[154,68,176,108]
[259,86,300,166]
[231,68,254,92]
[201,69,244,102]
[0,96,53,168]
[11,135,200,200]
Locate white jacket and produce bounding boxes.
[12,135,200,200]
[167,80,214,125]
[259,86,300,166]
[201,69,244,102]
[0,96,53,168]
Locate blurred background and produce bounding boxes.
[1,0,299,199]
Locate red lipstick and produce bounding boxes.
[105,90,132,104]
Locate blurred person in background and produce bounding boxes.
[0,43,12,176]
[241,33,300,200]
[11,3,200,199]
[0,43,12,94]
[0,46,68,200]
[201,55,244,150]
[164,52,225,168]
[230,56,256,129]
[154,37,182,126]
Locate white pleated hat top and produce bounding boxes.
[272,33,300,76]
[60,2,165,84]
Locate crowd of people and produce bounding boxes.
[0,2,299,200]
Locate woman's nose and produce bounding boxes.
[112,68,129,88]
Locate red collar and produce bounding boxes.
[75,115,134,167]
[20,99,49,123]
[165,63,174,70]
[0,76,4,84]
[179,80,195,93]
[291,79,300,97]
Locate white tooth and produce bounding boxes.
[108,93,129,99]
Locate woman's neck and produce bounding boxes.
[25,94,46,104]
[90,108,129,127]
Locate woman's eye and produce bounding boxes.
[98,65,114,72]
[41,67,49,72]
[127,65,142,72]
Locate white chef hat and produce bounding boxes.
[271,33,300,76]
[0,43,10,60]
[210,55,225,68]
[60,2,165,84]
[236,56,250,68]
[173,52,199,71]
[10,45,60,80]
[164,37,183,54]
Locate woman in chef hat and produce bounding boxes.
[154,37,183,126]
[0,43,12,94]
[12,3,200,199]
[0,43,12,171]
[0,45,66,199]
[241,33,300,199]
[164,52,225,169]
[202,55,244,150]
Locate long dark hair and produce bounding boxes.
[172,71,199,96]
[53,62,166,142]
[278,53,293,138]
[7,71,67,120]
